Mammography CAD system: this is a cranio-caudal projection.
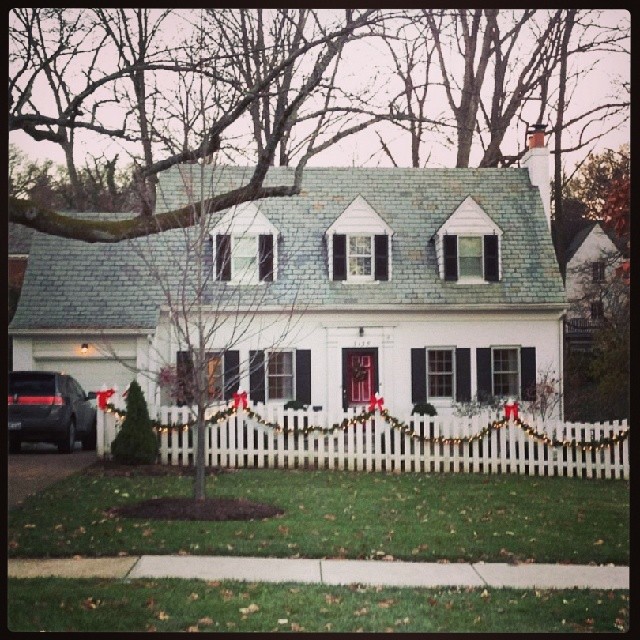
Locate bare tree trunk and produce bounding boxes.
[554,9,576,280]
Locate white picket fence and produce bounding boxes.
[97,403,629,480]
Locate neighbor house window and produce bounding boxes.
[266,351,294,401]
[592,260,606,283]
[492,347,519,397]
[590,301,604,320]
[427,349,455,399]
[348,235,373,279]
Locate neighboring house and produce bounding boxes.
[9,131,566,420]
[8,222,35,371]
[564,222,623,353]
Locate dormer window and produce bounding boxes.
[327,196,394,282]
[437,196,502,284]
[212,202,277,284]
[443,234,500,282]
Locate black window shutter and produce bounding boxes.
[258,234,274,281]
[333,234,347,280]
[374,234,389,281]
[476,348,492,401]
[341,350,349,410]
[249,350,265,404]
[295,350,312,405]
[520,347,536,401]
[223,350,240,400]
[455,348,471,402]
[484,235,499,282]
[411,348,426,404]
[443,235,458,281]
[216,234,231,281]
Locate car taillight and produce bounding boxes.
[8,395,64,405]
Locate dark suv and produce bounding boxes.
[8,371,97,454]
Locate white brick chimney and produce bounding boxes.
[522,123,551,229]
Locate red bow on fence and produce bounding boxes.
[368,393,384,413]
[233,390,248,409]
[96,388,115,410]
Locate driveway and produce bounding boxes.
[8,443,97,510]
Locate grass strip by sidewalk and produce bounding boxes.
[7,577,629,633]
[8,468,629,565]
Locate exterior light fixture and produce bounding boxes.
[80,343,89,354]
[359,327,364,337]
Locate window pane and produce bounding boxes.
[207,354,223,400]
[427,349,453,398]
[267,352,294,400]
[232,236,257,282]
[348,236,372,277]
[492,348,519,397]
[459,237,483,277]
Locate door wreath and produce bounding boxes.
[352,363,367,382]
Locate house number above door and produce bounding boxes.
[353,340,372,347]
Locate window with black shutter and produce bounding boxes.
[258,234,274,281]
[249,350,265,404]
[295,350,312,405]
[215,235,231,281]
[411,348,426,404]
[455,348,471,401]
[443,235,458,280]
[484,235,499,281]
[333,234,347,280]
[374,234,389,281]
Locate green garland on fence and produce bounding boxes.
[104,403,629,452]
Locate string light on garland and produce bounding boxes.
[103,399,629,452]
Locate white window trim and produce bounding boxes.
[265,349,296,402]
[426,346,456,400]
[490,346,521,399]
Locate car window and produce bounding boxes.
[9,373,56,396]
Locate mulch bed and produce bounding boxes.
[89,461,284,522]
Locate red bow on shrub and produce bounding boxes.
[368,393,384,413]
[96,388,115,410]
[233,390,248,409]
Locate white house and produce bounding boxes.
[9,130,566,421]
[564,222,623,352]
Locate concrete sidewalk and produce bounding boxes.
[8,556,629,590]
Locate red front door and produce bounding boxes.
[345,349,377,406]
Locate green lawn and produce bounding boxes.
[8,468,629,565]
[7,578,630,633]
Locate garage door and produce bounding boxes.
[33,358,137,395]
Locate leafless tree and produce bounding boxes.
[9,8,384,243]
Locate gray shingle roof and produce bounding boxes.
[10,166,565,331]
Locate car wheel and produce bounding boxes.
[9,437,21,454]
[58,418,76,454]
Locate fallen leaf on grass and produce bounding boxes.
[377,599,395,608]
[324,514,336,521]
[239,603,260,615]
[188,592,199,601]
[81,597,100,610]
[198,617,214,626]
[594,539,605,545]
[354,607,369,617]
[156,611,170,620]
[291,623,304,632]
[186,626,199,632]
